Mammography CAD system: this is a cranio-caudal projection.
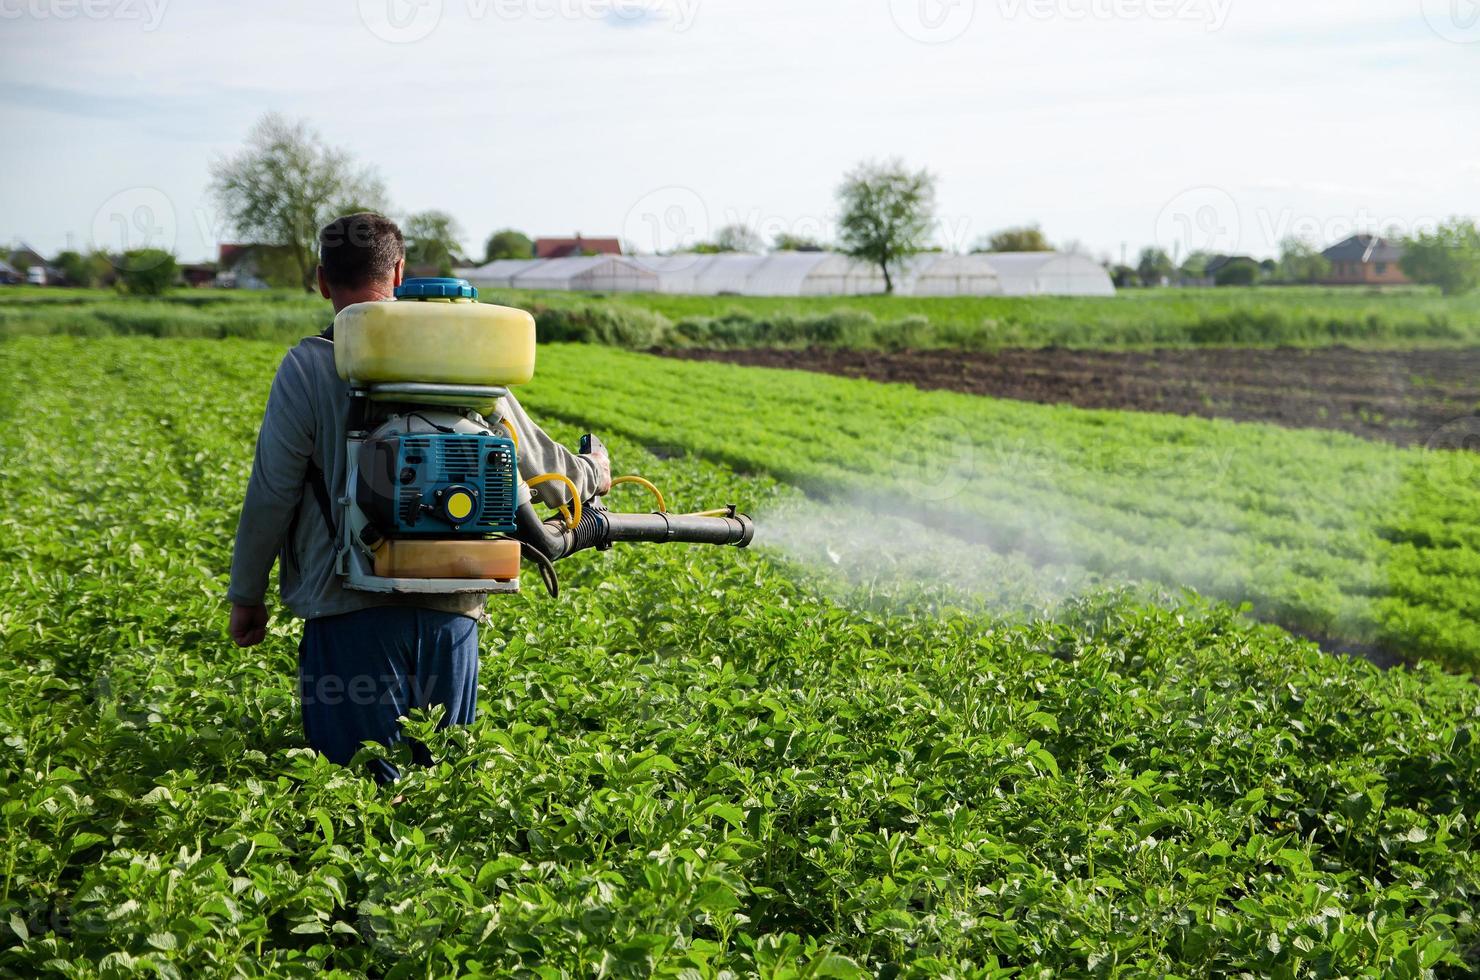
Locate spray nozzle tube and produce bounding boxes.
[513,501,754,563]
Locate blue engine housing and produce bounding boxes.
[356,431,519,536]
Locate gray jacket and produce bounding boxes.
[226,333,603,621]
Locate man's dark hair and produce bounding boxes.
[318,212,404,289]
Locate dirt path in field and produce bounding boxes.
[658,346,1480,449]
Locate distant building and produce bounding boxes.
[8,243,56,285]
[0,259,19,285]
[458,250,1115,297]
[533,235,622,259]
[217,243,299,289]
[179,263,217,288]
[1321,235,1409,285]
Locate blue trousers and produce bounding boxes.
[299,606,480,783]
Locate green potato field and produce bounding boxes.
[518,345,1480,672]
[3,336,1480,976]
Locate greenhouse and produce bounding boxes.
[908,254,1002,296]
[976,252,1115,296]
[460,256,658,292]
[628,255,720,294]
[457,251,1114,297]
[796,253,892,296]
[460,259,542,288]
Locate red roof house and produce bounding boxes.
[534,235,622,259]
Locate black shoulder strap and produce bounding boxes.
[306,325,339,536]
[305,461,337,534]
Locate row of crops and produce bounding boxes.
[3,337,1480,975]
[6,285,1480,351]
[515,345,1480,673]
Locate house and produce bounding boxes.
[179,263,217,288]
[217,243,301,289]
[8,243,57,285]
[1321,235,1409,285]
[1190,254,1261,286]
[533,235,622,259]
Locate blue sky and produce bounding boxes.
[1,0,1476,264]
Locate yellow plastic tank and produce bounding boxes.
[373,538,522,580]
[334,279,536,387]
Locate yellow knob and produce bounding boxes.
[445,491,474,521]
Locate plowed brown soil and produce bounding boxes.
[659,346,1480,448]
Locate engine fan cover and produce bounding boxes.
[355,415,518,536]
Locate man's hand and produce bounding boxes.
[230,603,269,647]
[587,441,612,496]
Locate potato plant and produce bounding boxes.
[518,344,1480,672]
[1,338,1479,976]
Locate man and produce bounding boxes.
[227,212,608,782]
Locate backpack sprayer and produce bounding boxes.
[332,277,754,598]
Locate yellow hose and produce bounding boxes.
[527,473,582,530]
[498,418,519,450]
[529,470,675,533]
[611,475,666,513]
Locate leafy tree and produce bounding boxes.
[1401,218,1480,296]
[51,250,111,287]
[1136,247,1175,287]
[975,225,1052,253]
[1180,250,1215,280]
[1276,237,1332,283]
[209,113,388,291]
[116,249,178,296]
[836,158,936,293]
[241,247,305,288]
[404,210,464,276]
[773,232,825,252]
[1214,258,1260,287]
[483,229,533,263]
[1107,264,1138,289]
[712,224,764,253]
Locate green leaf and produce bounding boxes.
[706,803,746,830]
